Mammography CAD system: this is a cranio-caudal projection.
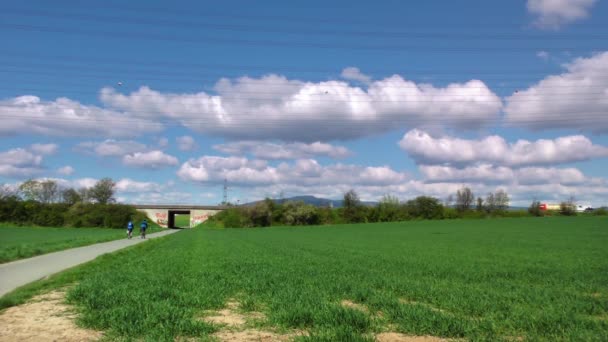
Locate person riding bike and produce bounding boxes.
[140,219,148,239]
[127,220,134,239]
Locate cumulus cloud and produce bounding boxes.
[30,143,58,155]
[122,150,179,169]
[528,0,597,29]
[176,136,197,151]
[504,52,608,132]
[399,129,608,167]
[75,139,148,157]
[115,178,163,193]
[0,147,46,178]
[56,166,74,176]
[157,137,169,148]
[341,67,372,84]
[420,164,587,185]
[0,95,163,137]
[177,156,408,187]
[213,141,351,160]
[100,74,502,141]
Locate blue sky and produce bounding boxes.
[1,0,608,206]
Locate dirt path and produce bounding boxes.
[0,229,179,297]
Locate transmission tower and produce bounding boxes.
[222,178,228,205]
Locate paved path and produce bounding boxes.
[0,229,180,297]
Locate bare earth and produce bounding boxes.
[0,294,451,341]
[0,290,101,342]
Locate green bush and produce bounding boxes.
[593,208,608,216]
[282,201,321,225]
[64,203,144,228]
[442,207,460,219]
[212,208,250,228]
[503,210,530,218]
[33,203,69,226]
[559,202,577,216]
[405,196,444,220]
[528,200,543,217]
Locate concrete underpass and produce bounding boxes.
[135,205,225,228]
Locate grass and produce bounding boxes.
[174,214,190,228]
[1,216,607,341]
[0,224,163,263]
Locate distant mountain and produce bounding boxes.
[243,195,378,208]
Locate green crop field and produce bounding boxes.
[2,217,607,341]
[174,214,191,228]
[0,225,163,263]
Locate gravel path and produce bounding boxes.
[0,229,180,297]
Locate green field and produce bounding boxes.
[2,217,607,341]
[174,214,190,228]
[0,224,163,263]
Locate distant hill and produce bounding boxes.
[243,195,378,208]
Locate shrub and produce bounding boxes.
[249,201,273,227]
[64,203,143,228]
[218,208,251,228]
[559,202,577,216]
[503,210,530,218]
[405,196,444,220]
[593,208,608,216]
[374,195,403,222]
[442,207,460,219]
[528,200,543,217]
[33,203,69,226]
[282,201,320,226]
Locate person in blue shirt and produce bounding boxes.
[127,220,134,239]
[140,219,148,239]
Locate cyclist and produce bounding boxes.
[140,219,148,239]
[127,220,134,239]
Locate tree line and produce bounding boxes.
[208,187,528,228]
[0,178,146,228]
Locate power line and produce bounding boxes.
[2,88,608,102]
[1,23,604,53]
[17,2,608,30]
[6,8,608,41]
[0,50,573,75]
[3,68,608,92]
[1,112,607,126]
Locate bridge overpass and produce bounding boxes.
[135,205,226,228]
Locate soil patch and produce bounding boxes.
[0,290,102,342]
[201,299,303,342]
[341,299,370,313]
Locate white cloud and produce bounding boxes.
[157,137,169,148]
[0,148,43,167]
[176,135,197,151]
[56,166,75,176]
[399,129,608,166]
[75,139,147,157]
[177,156,408,187]
[0,147,44,178]
[528,0,597,29]
[537,51,550,60]
[213,141,351,160]
[420,164,587,185]
[128,191,194,204]
[30,143,58,155]
[341,67,372,84]
[0,95,163,137]
[100,74,502,141]
[122,150,179,169]
[115,178,163,193]
[504,52,608,132]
